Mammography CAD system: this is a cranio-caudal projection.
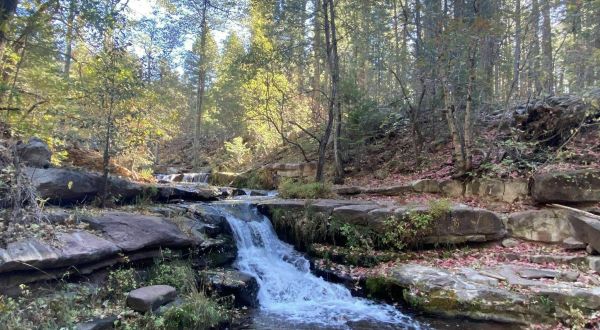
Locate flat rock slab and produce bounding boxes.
[390,264,532,324]
[82,212,193,252]
[126,285,177,312]
[75,316,117,330]
[516,268,560,279]
[0,231,120,273]
[383,263,600,325]
[532,170,600,203]
[362,185,412,196]
[563,237,587,250]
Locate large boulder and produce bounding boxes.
[506,209,574,243]
[126,285,177,312]
[24,167,221,205]
[532,170,600,203]
[24,167,148,205]
[82,212,194,252]
[17,137,51,168]
[200,269,259,307]
[568,213,600,253]
[25,167,103,204]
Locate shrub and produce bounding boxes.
[148,260,197,294]
[278,179,332,199]
[338,223,375,251]
[105,267,138,299]
[161,292,229,330]
[224,137,251,167]
[382,199,451,251]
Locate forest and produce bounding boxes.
[1,0,600,329]
[0,0,597,180]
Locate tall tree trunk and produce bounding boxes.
[530,0,542,95]
[327,0,343,184]
[64,0,76,79]
[315,0,336,183]
[193,0,208,169]
[443,84,465,174]
[311,0,323,122]
[463,46,476,172]
[541,0,554,94]
[513,0,521,96]
[0,0,18,60]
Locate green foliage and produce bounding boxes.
[104,266,138,299]
[224,137,252,167]
[233,169,273,190]
[338,223,375,251]
[0,284,97,330]
[382,199,451,251]
[161,292,229,330]
[148,260,197,294]
[278,179,332,199]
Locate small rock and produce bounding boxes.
[502,253,520,261]
[588,257,600,273]
[200,269,259,307]
[126,285,177,312]
[558,271,580,282]
[17,137,52,168]
[75,316,117,330]
[563,237,587,250]
[587,244,599,255]
[501,238,520,248]
[516,268,560,279]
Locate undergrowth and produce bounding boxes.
[278,178,332,199]
[0,250,232,330]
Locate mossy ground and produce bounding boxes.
[0,253,237,330]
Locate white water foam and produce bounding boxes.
[216,203,423,329]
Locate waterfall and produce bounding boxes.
[215,203,422,329]
[156,173,210,184]
[182,173,210,183]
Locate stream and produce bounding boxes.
[213,202,423,330]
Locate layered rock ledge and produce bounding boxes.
[254,199,506,250]
[0,205,235,292]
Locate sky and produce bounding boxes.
[127,0,243,52]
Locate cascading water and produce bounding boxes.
[215,203,423,330]
[156,173,210,184]
[182,173,210,183]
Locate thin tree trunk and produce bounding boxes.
[311,0,323,121]
[194,0,208,169]
[64,0,75,79]
[327,0,343,184]
[530,0,542,95]
[0,0,18,61]
[513,0,521,96]
[315,0,335,182]
[541,0,554,94]
[464,46,476,171]
[101,89,115,208]
[443,83,465,173]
